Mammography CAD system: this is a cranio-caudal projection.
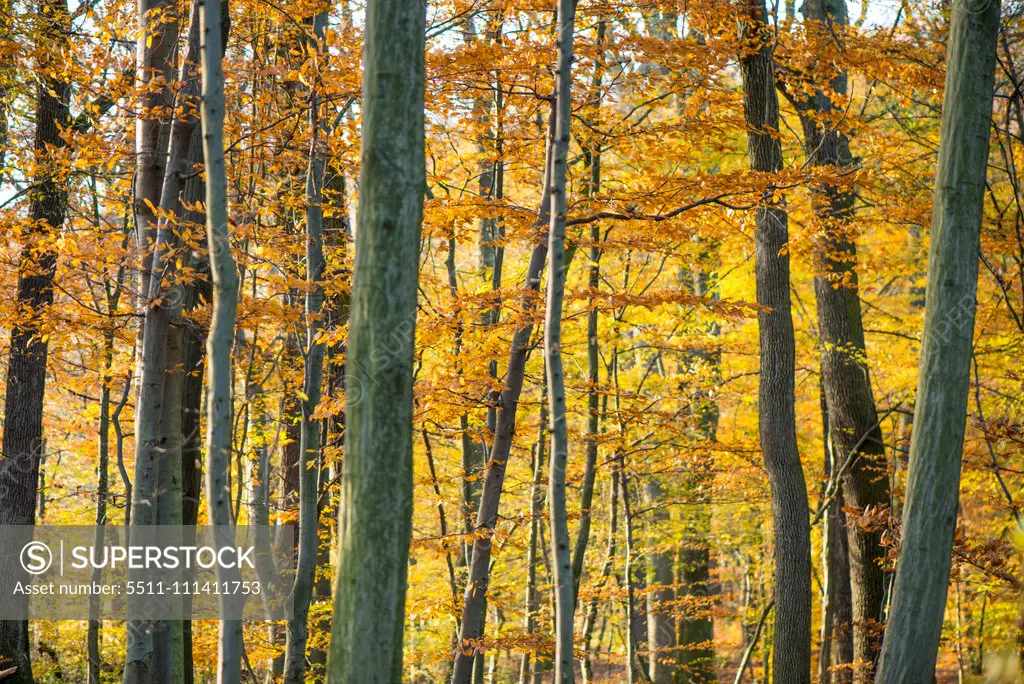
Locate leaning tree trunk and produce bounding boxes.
[326,0,425,680]
[795,2,888,677]
[0,0,69,679]
[200,0,243,677]
[738,1,812,681]
[875,3,1000,681]
[544,0,578,679]
[450,103,556,684]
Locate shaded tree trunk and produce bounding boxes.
[875,2,1000,681]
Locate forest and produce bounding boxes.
[0,0,1020,681]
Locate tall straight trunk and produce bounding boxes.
[571,19,606,614]
[620,463,644,684]
[738,2,811,681]
[200,0,243,676]
[0,0,69,678]
[875,3,1000,681]
[451,103,556,684]
[795,3,888,677]
[544,0,578,679]
[125,0,213,676]
[283,8,329,682]
[326,0,425,680]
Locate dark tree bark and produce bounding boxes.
[875,2,1000,681]
[738,2,812,681]
[0,0,70,679]
[788,2,889,677]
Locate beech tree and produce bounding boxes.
[875,2,1001,680]
[327,0,426,680]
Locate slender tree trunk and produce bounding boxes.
[875,3,1000,680]
[819,388,854,684]
[200,0,243,677]
[327,0,425,679]
[581,471,618,684]
[738,2,812,681]
[283,8,329,681]
[571,19,606,614]
[520,392,547,684]
[0,0,69,678]
[545,0,578,679]
[89,318,119,684]
[645,480,675,684]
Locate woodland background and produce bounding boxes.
[0,0,1022,682]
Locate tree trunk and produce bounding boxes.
[520,392,547,684]
[875,3,1000,681]
[0,0,69,678]
[283,8,329,682]
[676,262,717,684]
[794,3,888,677]
[571,19,606,615]
[645,480,675,684]
[327,0,425,679]
[544,0,578,679]
[819,387,854,684]
[200,0,243,676]
[738,2,812,681]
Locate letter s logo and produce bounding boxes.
[20,542,52,575]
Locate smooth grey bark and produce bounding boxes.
[738,2,812,681]
[326,0,425,679]
[791,3,888,676]
[544,0,578,678]
[875,3,1000,681]
[282,9,329,683]
[570,19,606,617]
[451,103,556,684]
[125,1,211,676]
[0,0,69,679]
[200,0,243,677]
